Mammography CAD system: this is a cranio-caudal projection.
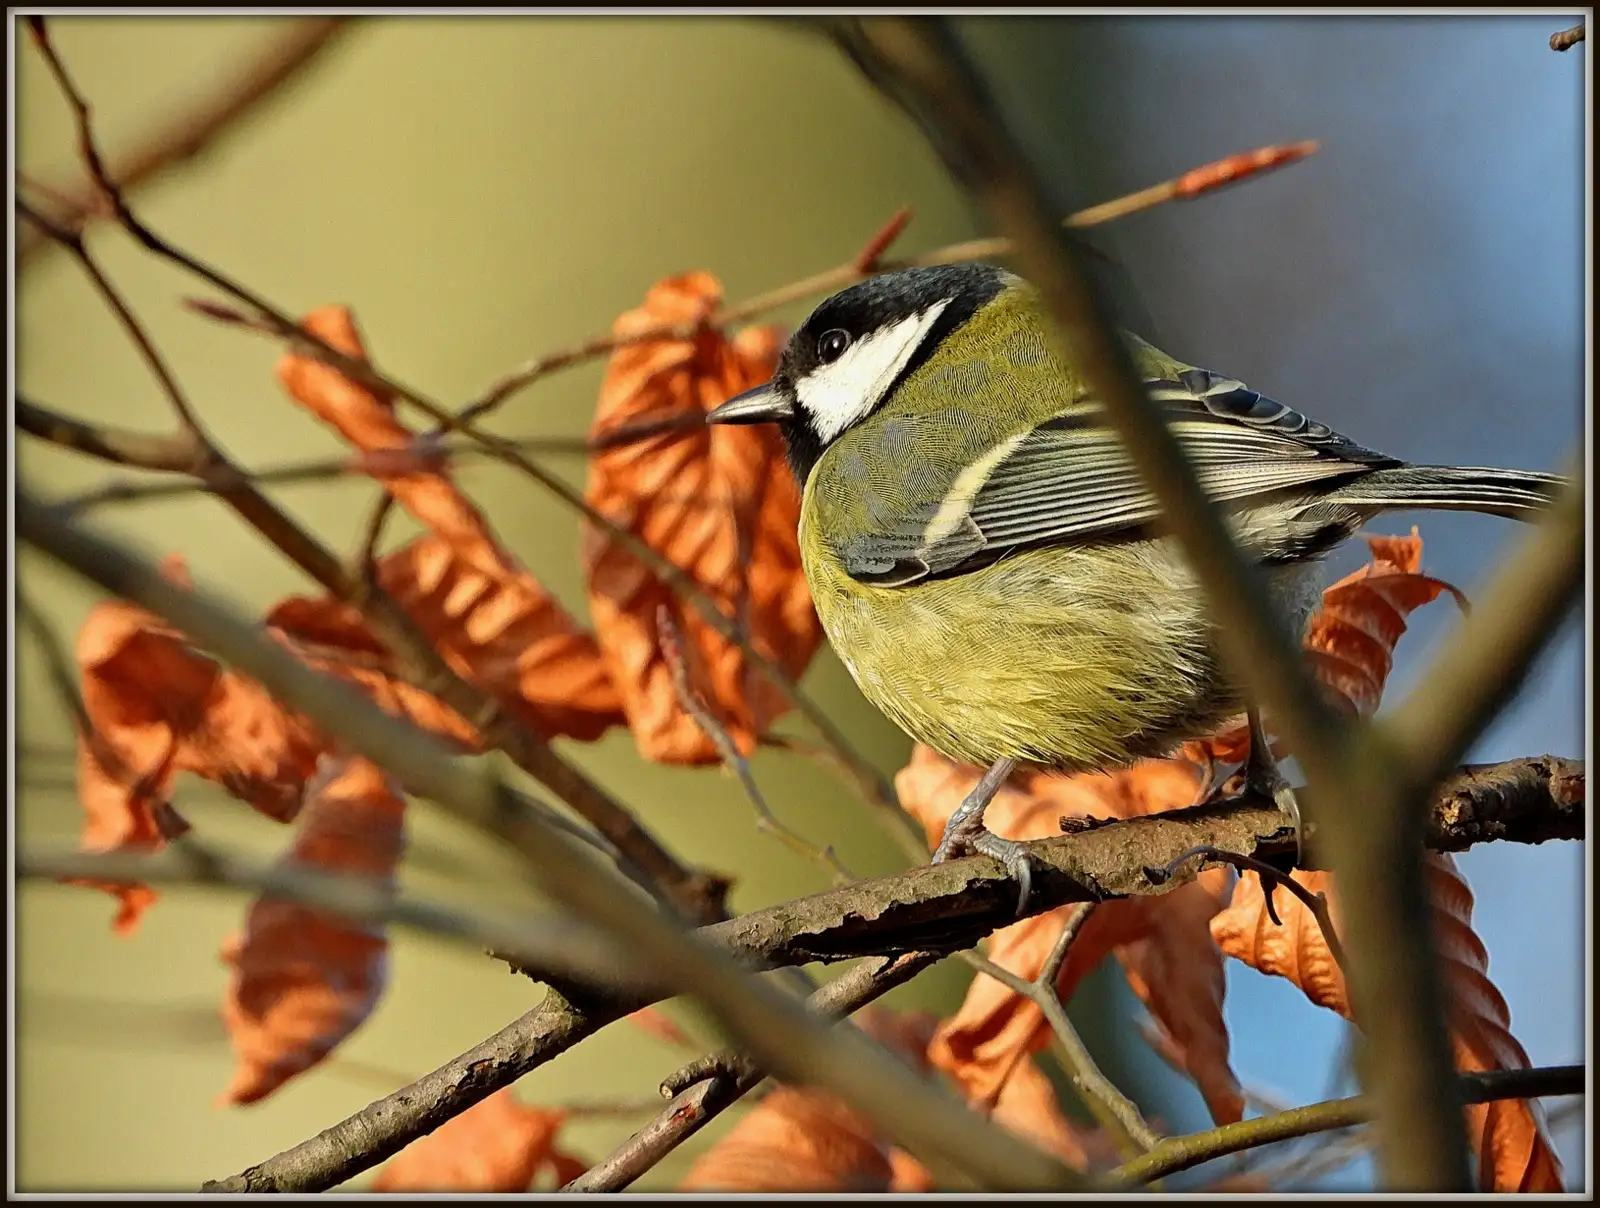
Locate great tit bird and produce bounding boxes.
[706,262,1566,912]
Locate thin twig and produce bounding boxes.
[657,606,853,885]
[1549,22,1585,50]
[960,950,1161,1156]
[350,490,398,594]
[45,422,701,516]
[1155,845,1347,976]
[16,394,204,474]
[1108,1064,1584,1187]
[18,17,354,265]
[567,950,946,1192]
[1039,901,1094,989]
[17,199,211,437]
[1024,900,1162,1159]
[17,39,714,920]
[18,842,655,997]
[453,140,1317,422]
[20,491,1082,1193]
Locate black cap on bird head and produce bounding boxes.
[706,262,1011,481]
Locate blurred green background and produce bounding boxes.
[14,14,1585,1193]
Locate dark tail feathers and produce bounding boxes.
[1329,464,1567,521]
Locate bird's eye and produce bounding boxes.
[817,329,852,363]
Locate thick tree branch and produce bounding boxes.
[203,752,1580,1192]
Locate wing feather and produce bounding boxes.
[842,368,1400,585]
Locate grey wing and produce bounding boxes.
[844,367,1402,586]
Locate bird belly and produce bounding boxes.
[805,537,1321,773]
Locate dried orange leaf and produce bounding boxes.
[1429,854,1564,1192]
[276,307,516,578]
[1211,868,1348,1016]
[275,306,622,742]
[1117,876,1243,1126]
[219,756,404,1105]
[886,1146,937,1192]
[1188,528,1465,764]
[677,1085,893,1192]
[583,272,820,764]
[268,532,623,744]
[72,588,324,931]
[1212,856,1563,1191]
[902,746,1241,1122]
[678,1006,938,1192]
[373,1089,571,1191]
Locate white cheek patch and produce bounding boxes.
[794,299,951,444]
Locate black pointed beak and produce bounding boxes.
[706,380,795,424]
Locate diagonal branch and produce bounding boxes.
[18,842,656,999]
[820,17,1583,1190]
[566,950,947,1192]
[17,46,717,919]
[961,945,1161,1156]
[19,489,1085,1193]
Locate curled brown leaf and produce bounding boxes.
[219,756,404,1105]
[582,272,820,764]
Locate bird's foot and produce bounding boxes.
[1243,745,1303,863]
[930,756,1032,918]
[1241,706,1305,862]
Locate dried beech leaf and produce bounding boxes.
[219,757,404,1105]
[1117,875,1243,1125]
[1211,869,1349,1016]
[268,532,622,744]
[901,746,1241,1122]
[886,1146,937,1192]
[677,1085,894,1192]
[1188,528,1466,763]
[1429,854,1564,1192]
[373,1088,571,1191]
[1211,856,1563,1191]
[583,272,820,764]
[275,306,622,742]
[679,1006,936,1192]
[72,586,323,931]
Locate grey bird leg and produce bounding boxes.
[1242,705,1303,859]
[930,756,1033,917]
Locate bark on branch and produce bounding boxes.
[202,755,1581,1192]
